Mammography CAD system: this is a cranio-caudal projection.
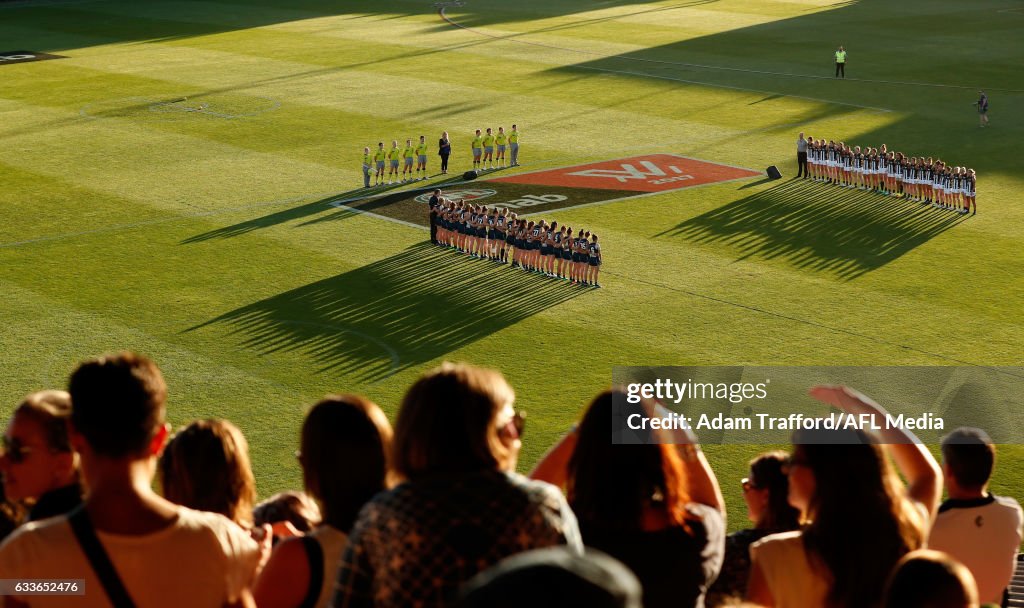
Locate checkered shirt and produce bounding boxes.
[331,470,582,607]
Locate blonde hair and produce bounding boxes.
[14,390,72,453]
[159,419,256,528]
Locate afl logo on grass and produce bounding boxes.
[414,188,496,204]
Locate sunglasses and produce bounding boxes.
[0,436,36,465]
[741,477,758,492]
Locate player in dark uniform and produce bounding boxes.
[536,220,549,274]
[543,221,558,277]
[976,91,989,128]
[489,208,501,259]
[560,227,573,280]
[571,230,587,284]
[503,212,517,264]
[587,233,602,288]
[495,209,508,263]
[522,221,536,271]
[512,220,526,268]
[551,225,566,279]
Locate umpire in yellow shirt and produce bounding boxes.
[509,124,520,167]
[835,46,847,79]
[373,142,387,186]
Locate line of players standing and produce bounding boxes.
[805,139,977,214]
[430,196,603,287]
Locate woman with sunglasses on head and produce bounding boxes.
[333,363,580,607]
[531,389,725,608]
[706,452,799,607]
[747,386,941,608]
[0,391,82,524]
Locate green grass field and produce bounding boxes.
[1,0,1022,532]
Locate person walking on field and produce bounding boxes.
[975,91,989,127]
[835,46,847,78]
[796,132,808,178]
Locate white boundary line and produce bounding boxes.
[438,7,1024,94]
[327,203,428,230]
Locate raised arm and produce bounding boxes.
[652,403,725,515]
[529,426,578,488]
[809,385,942,519]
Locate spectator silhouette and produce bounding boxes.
[531,389,726,608]
[1,391,82,524]
[456,547,642,608]
[883,549,979,608]
[255,395,392,608]
[332,362,581,608]
[0,352,263,608]
[747,386,942,608]
[159,418,257,529]
[928,427,1022,606]
[706,451,799,606]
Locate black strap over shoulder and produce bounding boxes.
[299,535,324,608]
[67,506,137,608]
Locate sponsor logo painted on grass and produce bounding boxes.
[413,188,497,204]
[335,182,635,227]
[0,51,65,65]
[333,155,761,227]
[491,154,761,192]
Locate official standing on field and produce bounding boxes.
[796,133,808,178]
[835,46,847,78]
[509,124,520,167]
[362,147,372,188]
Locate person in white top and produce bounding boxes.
[253,395,393,608]
[928,427,1023,606]
[747,385,942,608]
[0,352,265,608]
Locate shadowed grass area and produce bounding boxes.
[659,179,968,279]
[189,243,588,382]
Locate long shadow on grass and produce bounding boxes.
[180,175,470,243]
[657,180,968,280]
[188,242,585,382]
